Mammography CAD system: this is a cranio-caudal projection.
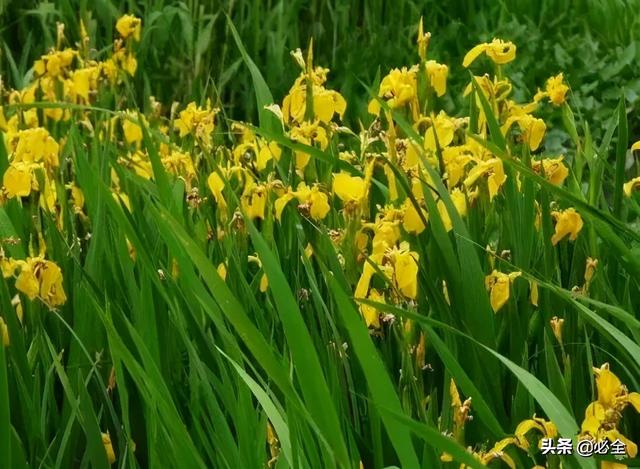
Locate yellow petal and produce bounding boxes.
[551,208,583,245]
[595,364,623,408]
[274,192,295,222]
[440,453,453,462]
[530,280,539,306]
[628,392,640,412]
[355,261,376,299]
[0,317,9,347]
[545,73,569,106]
[294,150,311,171]
[403,199,427,234]
[333,173,366,203]
[313,91,335,123]
[425,60,448,96]
[424,112,455,151]
[303,243,314,259]
[600,461,629,469]
[367,98,381,116]
[101,432,116,464]
[207,172,227,209]
[532,157,568,186]
[603,429,638,458]
[623,176,640,197]
[485,270,516,312]
[15,265,39,300]
[115,14,141,42]
[360,289,384,328]
[70,184,85,212]
[217,263,227,281]
[437,199,453,232]
[394,250,419,299]
[122,119,142,145]
[485,39,517,65]
[384,164,399,201]
[462,43,488,68]
[39,261,66,307]
[3,165,33,198]
[449,378,462,407]
[309,188,330,220]
[260,273,269,292]
[1,258,20,279]
[526,117,546,151]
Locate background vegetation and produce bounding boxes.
[2,0,640,135]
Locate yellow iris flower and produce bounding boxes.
[248,255,269,292]
[425,60,448,96]
[11,127,60,168]
[174,101,218,148]
[501,113,546,151]
[485,270,521,312]
[121,112,144,146]
[289,121,329,171]
[231,124,282,171]
[545,73,569,106]
[274,182,330,221]
[367,66,418,115]
[531,156,569,185]
[416,17,431,61]
[464,158,507,201]
[442,437,518,468]
[282,76,346,124]
[580,364,640,461]
[442,145,473,187]
[3,256,66,308]
[241,179,268,220]
[550,316,565,343]
[450,379,472,441]
[116,14,142,42]
[68,66,101,103]
[355,239,418,303]
[514,416,558,450]
[422,111,455,151]
[551,208,583,245]
[535,73,570,106]
[463,39,517,67]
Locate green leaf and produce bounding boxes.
[612,95,628,217]
[243,216,352,467]
[217,347,294,466]
[0,339,11,468]
[321,261,420,469]
[226,16,281,135]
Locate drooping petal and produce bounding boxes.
[462,43,488,68]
